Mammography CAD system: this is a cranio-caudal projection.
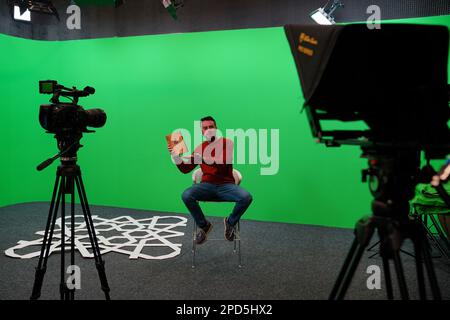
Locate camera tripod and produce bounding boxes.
[329,207,441,300]
[329,151,442,300]
[31,152,111,300]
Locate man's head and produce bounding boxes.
[201,116,217,142]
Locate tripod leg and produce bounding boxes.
[336,241,368,300]
[329,238,358,300]
[31,175,62,300]
[70,176,76,300]
[75,174,111,300]
[392,251,409,300]
[381,256,394,300]
[421,240,442,300]
[60,175,69,300]
[413,239,426,300]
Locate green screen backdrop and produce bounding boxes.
[0,15,449,228]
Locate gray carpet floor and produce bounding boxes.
[1,202,450,300]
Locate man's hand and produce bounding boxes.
[167,145,178,156]
[168,146,183,165]
[193,152,203,164]
[431,161,450,187]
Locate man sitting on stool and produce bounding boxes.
[168,116,253,245]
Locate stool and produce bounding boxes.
[411,205,450,260]
[367,207,450,260]
[191,168,243,268]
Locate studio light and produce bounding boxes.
[13,4,31,21]
[161,0,184,20]
[310,0,344,25]
[13,0,59,21]
[73,0,124,7]
[28,0,59,20]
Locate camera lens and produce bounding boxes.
[84,108,107,128]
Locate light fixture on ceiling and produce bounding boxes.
[13,0,60,21]
[73,0,124,7]
[310,0,344,25]
[13,2,31,21]
[161,0,184,20]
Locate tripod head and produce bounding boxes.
[360,145,421,219]
[36,133,83,171]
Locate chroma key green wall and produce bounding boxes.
[0,15,448,228]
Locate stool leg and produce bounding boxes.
[237,222,242,268]
[192,221,197,269]
[233,222,239,253]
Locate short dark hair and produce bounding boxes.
[200,116,216,126]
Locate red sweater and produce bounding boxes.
[176,138,235,184]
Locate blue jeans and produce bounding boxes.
[181,183,253,228]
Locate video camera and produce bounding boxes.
[284,24,450,299]
[39,80,106,135]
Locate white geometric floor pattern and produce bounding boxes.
[4,215,187,260]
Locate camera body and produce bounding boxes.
[39,103,105,134]
[38,80,106,135]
